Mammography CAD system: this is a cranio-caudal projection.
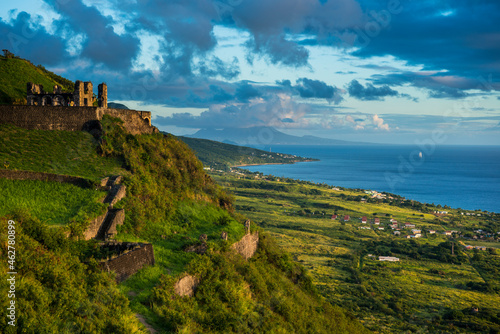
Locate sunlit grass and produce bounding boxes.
[214,173,500,333]
[0,178,107,225]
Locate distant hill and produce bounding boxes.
[107,102,129,109]
[0,54,74,105]
[178,135,317,170]
[189,126,366,146]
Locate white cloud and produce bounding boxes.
[372,114,390,131]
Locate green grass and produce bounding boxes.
[215,172,500,333]
[0,123,125,180]
[117,200,248,328]
[0,214,145,333]
[0,55,74,105]
[0,178,107,226]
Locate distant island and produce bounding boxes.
[188,126,369,146]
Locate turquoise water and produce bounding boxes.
[243,145,500,213]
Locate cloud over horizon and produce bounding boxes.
[0,0,498,144]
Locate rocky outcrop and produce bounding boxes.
[174,275,200,297]
[231,232,259,260]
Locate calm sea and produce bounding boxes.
[242,145,500,213]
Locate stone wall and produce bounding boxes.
[100,243,155,282]
[0,105,100,132]
[105,209,125,237]
[0,105,158,135]
[104,184,126,208]
[0,169,93,188]
[83,213,107,240]
[231,232,259,260]
[98,108,157,135]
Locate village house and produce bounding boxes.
[361,216,367,223]
[344,215,350,222]
[374,218,380,225]
[411,229,421,234]
[428,230,436,234]
[404,223,416,228]
[379,256,400,262]
[393,231,401,236]
[331,214,337,220]
[443,231,452,236]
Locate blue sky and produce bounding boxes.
[1,0,499,144]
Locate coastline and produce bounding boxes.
[231,159,317,168]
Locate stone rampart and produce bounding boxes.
[105,184,126,208]
[83,213,107,240]
[0,105,100,131]
[100,243,155,282]
[98,108,156,135]
[0,105,158,135]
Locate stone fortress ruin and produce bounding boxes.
[0,80,157,135]
[27,80,107,108]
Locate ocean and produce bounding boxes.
[242,145,500,213]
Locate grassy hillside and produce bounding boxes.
[0,54,74,105]
[213,172,500,333]
[179,135,316,170]
[0,123,125,180]
[0,178,107,226]
[0,213,144,333]
[0,116,365,332]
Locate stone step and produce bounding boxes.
[96,208,124,240]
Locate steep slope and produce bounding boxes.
[0,54,74,105]
[0,56,368,332]
[0,213,143,333]
[0,118,368,333]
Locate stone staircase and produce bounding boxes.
[83,175,127,241]
[96,208,125,240]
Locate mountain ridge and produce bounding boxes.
[189,126,369,146]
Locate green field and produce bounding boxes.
[0,123,125,180]
[0,178,107,226]
[213,172,500,333]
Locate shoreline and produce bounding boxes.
[231,159,317,168]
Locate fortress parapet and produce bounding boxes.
[26,80,108,108]
[0,80,157,135]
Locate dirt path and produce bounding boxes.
[135,314,157,334]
